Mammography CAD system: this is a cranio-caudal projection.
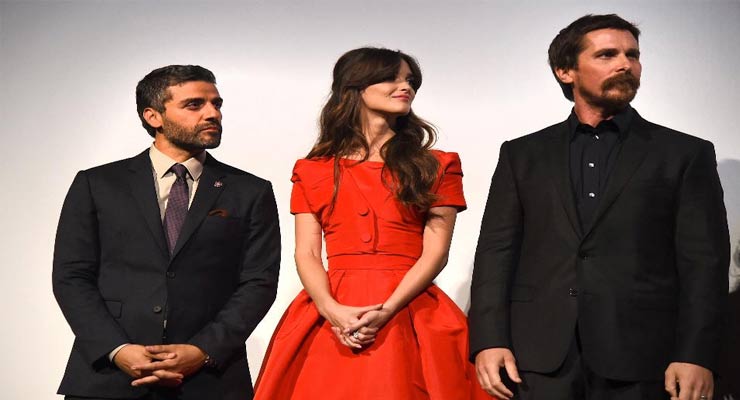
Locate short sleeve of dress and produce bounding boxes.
[290,160,312,214]
[431,151,467,211]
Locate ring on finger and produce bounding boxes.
[352,331,360,339]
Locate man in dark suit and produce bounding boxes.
[53,65,281,400]
[469,14,729,400]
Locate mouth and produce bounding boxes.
[392,95,411,102]
[199,125,222,133]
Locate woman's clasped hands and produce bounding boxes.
[319,301,395,349]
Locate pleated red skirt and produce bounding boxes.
[254,263,491,400]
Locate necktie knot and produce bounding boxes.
[170,164,189,180]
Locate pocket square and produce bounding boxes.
[208,208,230,217]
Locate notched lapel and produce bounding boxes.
[127,151,169,258]
[170,159,226,259]
[583,119,651,238]
[547,124,583,239]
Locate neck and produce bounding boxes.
[360,111,396,160]
[153,135,202,163]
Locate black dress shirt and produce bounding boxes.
[568,106,634,230]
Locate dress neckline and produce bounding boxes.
[338,157,384,168]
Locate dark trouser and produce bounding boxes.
[505,333,668,400]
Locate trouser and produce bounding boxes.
[506,332,668,400]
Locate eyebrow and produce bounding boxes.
[177,96,224,106]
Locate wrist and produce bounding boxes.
[315,298,339,317]
[380,302,398,315]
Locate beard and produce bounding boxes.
[161,118,222,151]
[580,72,640,113]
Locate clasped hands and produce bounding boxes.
[112,343,207,387]
[320,302,394,349]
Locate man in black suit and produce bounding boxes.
[53,65,281,400]
[469,14,729,400]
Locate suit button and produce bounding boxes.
[578,253,588,260]
[357,206,369,216]
[569,288,579,297]
[360,233,372,243]
[167,271,176,278]
[153,305,163,313]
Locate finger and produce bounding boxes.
[357,303,383,313]
[358,326,378,335]
[678,384,693,400]
[145,345,173,354]
[504,358,522,383]
[477,362,512,399]
[131,375,161,386]
[665,370,678,397]
[146,351,177,360]
[344,334,362,348]
[132,360,176,371]
[152,369,185,380]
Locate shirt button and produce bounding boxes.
[594,135,600,140]
[578,253,589,260]
[588,192,596,198]
[588,162,595,168]
[360,233,372,243]
[153,305,163,313]
[356,206,369,216]
[569,288,579,297]
[167,271,176,278]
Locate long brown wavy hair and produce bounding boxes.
[307,47,439,211]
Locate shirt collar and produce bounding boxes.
[148,144,206,181]
[567,105,634,141]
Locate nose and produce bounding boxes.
[204,103,222,121]
[616,53,632,73]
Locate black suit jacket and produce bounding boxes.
[469,111,729,381]
[53,150,281,399]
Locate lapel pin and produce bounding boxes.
[214,181,223,188]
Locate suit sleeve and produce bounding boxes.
[188,180,281,367]
[673,141,730,371]
[52,171,130,368]
[469,141,523,360]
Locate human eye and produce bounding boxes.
[184,99,204,110]
[626,49,641,60]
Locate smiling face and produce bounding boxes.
[360,60,416,120]
[557,28,642,112]
[144,80,224,152]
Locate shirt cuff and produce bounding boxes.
[109,343,130,362]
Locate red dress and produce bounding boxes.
[254,150,490,400]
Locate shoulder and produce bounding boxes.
[291,157,334,182]
[206,155,273,190]
[636,115,713,150]
[429,149,463,174]
[78,151,146,182]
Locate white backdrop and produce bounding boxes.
[1,1,739,398]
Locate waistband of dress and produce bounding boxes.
[328,254,415,270]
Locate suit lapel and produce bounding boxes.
[582,114,651,239]
[547,122,583,239]
[127,150,169,258]
[170,153,226,259]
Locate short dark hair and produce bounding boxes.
[548,14,640,101]
[135,65,216,137]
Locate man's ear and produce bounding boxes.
[143,108,163,130]
[555,67,574,85]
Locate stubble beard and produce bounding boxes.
[161,119,222,152]
[581,72,641,114]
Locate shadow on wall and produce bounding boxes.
[717,159,740,399]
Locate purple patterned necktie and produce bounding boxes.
[163,164,189,255]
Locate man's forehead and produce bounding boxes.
[583,28,639,49]
[166,81,220,99]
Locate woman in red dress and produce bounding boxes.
[254,47,491,400]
